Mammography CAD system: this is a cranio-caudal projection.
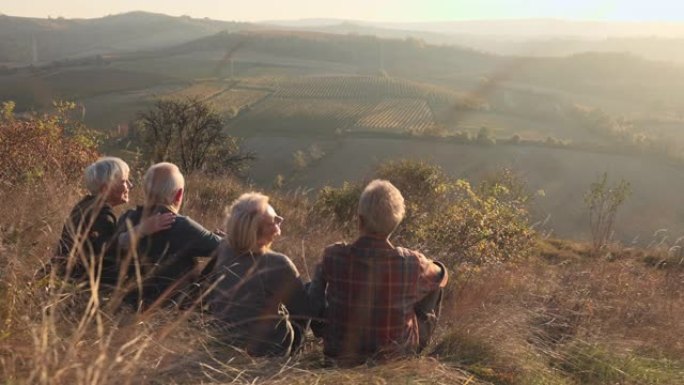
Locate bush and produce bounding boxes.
[584,172,631,253]
[314,160,535,265]
[0,101,99,188]
[314,182,364,235]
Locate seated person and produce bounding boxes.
[53,156,173,290]
[308,180,448,365]
[117,162,221,308]
[207,192,310,357]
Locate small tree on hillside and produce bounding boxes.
[584,172,631,253]
[137,98,253,174]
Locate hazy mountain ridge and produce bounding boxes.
[0,12,255,65]
[7,12,684,68]
[267,18,684,63]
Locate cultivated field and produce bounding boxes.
[243,135,684,244]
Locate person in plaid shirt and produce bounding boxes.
[308,179,448,365]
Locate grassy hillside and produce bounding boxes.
[1,164,682,384]
[1,107,683,383]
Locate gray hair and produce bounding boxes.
[84,157,130,195]
[358,179,405,236]
[143,162,185,209]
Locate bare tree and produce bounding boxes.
[138,98,253,174]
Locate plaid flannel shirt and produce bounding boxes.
[309,236,448,361]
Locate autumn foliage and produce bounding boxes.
[0,101,99,188]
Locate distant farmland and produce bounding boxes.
[244,134,684,245]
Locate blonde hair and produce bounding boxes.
[143,162,185,211]
[84,157,129,195]
[358,179,405,236]
[224,192,270,254]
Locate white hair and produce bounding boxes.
[358,179,405,236]
[143,162,185,209]
[84,157,130,195]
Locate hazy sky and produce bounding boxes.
[2,0,684,22]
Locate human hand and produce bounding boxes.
[139,212,176,236]
[213,228,226,237]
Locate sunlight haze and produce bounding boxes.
[2,0,684,22]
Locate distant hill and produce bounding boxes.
[0,12,255,66]
[268,18,684,63]
[158,30,684,106]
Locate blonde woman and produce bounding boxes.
[208,192,310,357]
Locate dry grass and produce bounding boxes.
[1,174,683,384]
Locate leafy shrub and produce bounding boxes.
[0,101,99,188]
[314,160,534,265]
[584,172,631,253]
[314,182,364,234]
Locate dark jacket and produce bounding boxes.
[54,195,118,285]
[208,246,311,356]
[117,205,221,306]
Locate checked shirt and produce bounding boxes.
[309,236,448,361]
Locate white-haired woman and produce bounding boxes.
[208,192,310,357]
[54,157,174,288]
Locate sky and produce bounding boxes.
[2,0,684,22]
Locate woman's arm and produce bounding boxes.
[117,212,176,249]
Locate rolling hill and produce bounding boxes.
[2,16,684,243]
[0,12,254,66]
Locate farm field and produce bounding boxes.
[163,81,231,100]
[208,88,270,116]
[0,66,173,110]
[355,98,434,133]
[243,134,684,244]
[79,84,182,129]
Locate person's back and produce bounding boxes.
[312,237,446,361]
[207,192,310,356]
[209,246,309,356]
[308,180,448,364]
[118,205,220,305]
[117,162,220,307]
[55,194,117,283]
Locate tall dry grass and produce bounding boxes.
[1,172,683,384]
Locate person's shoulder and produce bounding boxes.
[395,246,429,262]
[70,195,99,216]
[263,250,300,273]
[395,245,419,255]
[176,214,206,231]
[323,241,349,255]
[97,205,117,225]
[264,250,294,265]
[119,206,143,223]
